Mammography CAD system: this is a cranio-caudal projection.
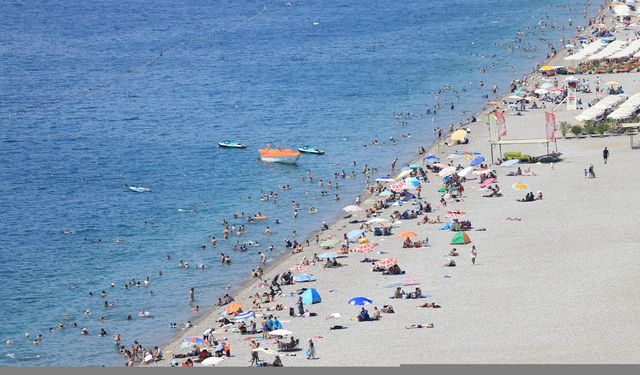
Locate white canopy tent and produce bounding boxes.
[588,40,627,61]
[610,39,640,59]
[575,95,626,122]
[608,93,640,120]
[564,40,606,61]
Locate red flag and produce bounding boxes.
[545,112,557,141]
[495,110,507,137]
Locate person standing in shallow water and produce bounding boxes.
[189,288,195,302]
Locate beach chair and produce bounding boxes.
[277,339,299,352]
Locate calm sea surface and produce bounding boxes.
[0,0,598,366]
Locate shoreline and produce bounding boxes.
[152,0,629,367]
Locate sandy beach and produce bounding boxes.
[151,2,640,367]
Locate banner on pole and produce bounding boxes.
[545,111,557,141]
[495,110,507,138]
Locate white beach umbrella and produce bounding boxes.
[457,166,474,177]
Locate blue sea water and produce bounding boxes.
[0,0,600,366]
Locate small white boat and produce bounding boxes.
[218,141,247,149]
[298,145,325,155]
[129,186,151,193]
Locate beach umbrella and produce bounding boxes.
[375,178,394,182]
[225,302,242,315]
[353,243,375,253]
[534,88,548,95]
[397,231,417,238]
[540,82,553,90]
[252,347,279,356]
[348,297,373,306]
[457,166,474,177]
[437,187,446,193]
[289,264,308,272]
[577,35,588,41]
[512,182,529,191]
[445,210,465,219]
[389,181,407,193]
[377,257,398,269]
[434,162,449,168]
[233,311,255,322]
[293,274,316,283]
[396,169,413,180]
[500,159,520,167]
[184,336,206,346]
[604,80,621,86]
[404,177,421,189]
[347,229,364,241]
[447,152,462,159]
[424,155,440,163]
[438,166,456,177]
[479,178,496,188]
[318,252,337,259]
[472,168,492,175]
[450,232,471,245]
[400,166,412,171]
[408,163,423,169]
[269,329,293,337]
[538,65,554,72]
[403,279,420,286]
[201,357,225,366]
[450,129,468,141]
[470,156,485,166]
[564,76,578,82]
[565,43,575,49]
[343,205,363,212]
[366,218,388,224]
[378,190,393,197]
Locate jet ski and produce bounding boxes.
[298,145,325,155]
[218,141,247,149]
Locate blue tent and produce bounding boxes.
[301,288,321,305]
[294,274,316,283]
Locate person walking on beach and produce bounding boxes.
[189,287,195,302]
[588,164,596,178]
[306,338,317,360]
[603,147,609,164]
[471,245,478,265]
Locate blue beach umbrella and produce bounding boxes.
[424,155,440,163]
[408,163,424,169]
[294,274,316,283]
[470,156,485,166]
[349,297,373,306]
[318,252,337,260]
[400,166,412,171]
[404,177,421,189]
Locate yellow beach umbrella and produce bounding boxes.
[396,169,413,180]
[450,129,468,141]
[538,65,554,72]
[512,182,529,191]
[604,81,620,86]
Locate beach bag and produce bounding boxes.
[289,307,295,317]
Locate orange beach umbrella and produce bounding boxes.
[397,231,417,238]
[225,302,242,315]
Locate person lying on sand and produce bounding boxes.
[419,302,441,308]
[381,305,395,313]
[443,257,456,267]
[449,248,459,257]
[505,217,522,221]
[392,287,405,299]
[405,323,434,329]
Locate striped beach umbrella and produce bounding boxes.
[377,257,398,269]
[233,311,255,322]
[389,181,406,193]
[353,243,375,253]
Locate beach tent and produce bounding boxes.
[450,232,471,245]
[438,223,452,231]
[301,288,321,305]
